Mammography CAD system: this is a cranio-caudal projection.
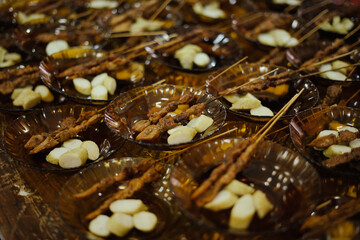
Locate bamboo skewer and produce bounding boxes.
[254,88,305,143]
[294,9,328,37]
[205,56,248,86]
[308,50,356,68]
[149,0,172,21]
[110,31,168,38]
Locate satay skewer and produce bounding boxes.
[192,90,305,206]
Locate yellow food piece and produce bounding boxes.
[225,179,255,196]
[88,215,111,237]
[133,211,158,232]
[34,85,54,102]
[173,109,183,115]
[229,194,256,230]
[252,190,274,219]
[264,84,289,96]
[177,104,189,111]
[329,121,347,130]
[22,91,42,110]
[109,199,148,215]
[204,190,238,211]
[81,140,100,161]
[107,213,134,237]
[58,147,88,168]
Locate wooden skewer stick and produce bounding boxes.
[301,0,332,15]
[219,68,279,96]
[253,88,305,142]
[205,56,248,85]
[307,50,356,68]
[342,66,360,105]
[294,9,328,37]
[149,0,172,21]
[344,24,360,40]
[297,23,323,44]
[113,33,178,54]
[110,31,168,38]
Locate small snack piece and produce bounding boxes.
[130,17,165,33]
[133,211,158,232]
[332,60,350,75]
[193,52,211,67]
[320,16,354,34]
[88,215,111,237]
[45,40,70,56]
[22,91,42,110]
[187,115,214,132]
[109,199,148,215]
[225,179,255,196]
[258,29,298,47]
[62,139,83,149]
[17,12,48,24]
[174,44,202,70]
[329,121,347,130]
[88,0,119,9]
[229,194,256,230]
[81,140,100,161]
[13,89,33,106]
[319,62,348,81]
[58,147,88,168]
[167,125,186,135]
[228,93,262,110]
[252,190,274,219]
[204,190,238,211]
[323,144,352,158]
[317,130,339,138]
[91,73,108,87]
[107,213,134,237]
[34,85,54,102]
[338,126,359,134]
[193,2,226,19]
[11,86,32,100]
[250,105,274,117]
[167,126,197,145]
[46,147,69,165]
[91,85,108,100]
[103,75,117,95]
[73,78,92,95]
[349,139,360,149]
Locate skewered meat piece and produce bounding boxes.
[193,140,258,207]
[301,198,360,234]
[321,85,343,106]
[135,102,206,142]
[322,147,360,168]
[25,110,102,154]
[301,38,345,69]
[308,134,337,148]
[219,75,292,96]
[0,65,38,81]
[148,101,178,124]
[85,162,166,220]
[0,72,40,95]
[132,120,151,133]
[191,139,250,200]
[74,158,156,199]
[308,129,358,148]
